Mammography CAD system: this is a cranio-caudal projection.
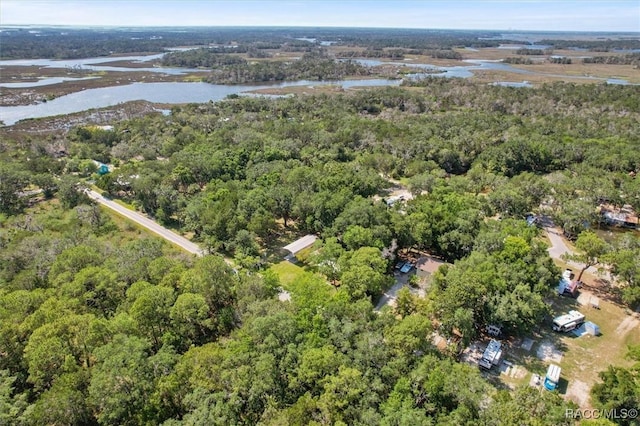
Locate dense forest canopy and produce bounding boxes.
[0,201,584,425]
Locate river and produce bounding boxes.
[0,53,634,126]
[0,79,401,126]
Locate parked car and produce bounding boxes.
[400,262,413,273]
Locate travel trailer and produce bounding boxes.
[478,339,502,369]
[552,310,585,332]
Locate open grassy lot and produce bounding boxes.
[269,259,337,304]
[269,260,308,287]
[498,288,640,408]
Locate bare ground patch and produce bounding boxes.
[537,340,564,364]
[615,314,640,335]
[565,379,591,407]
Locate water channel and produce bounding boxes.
[0,79,401,126]
[0,53,634,126]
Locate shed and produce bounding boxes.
[283,234,317,262]
[584,321,600,336]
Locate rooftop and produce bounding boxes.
[283,234,317,255]
[415,255,447,274]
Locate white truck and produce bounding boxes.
[478,339,502,370]
[552,310,585,332]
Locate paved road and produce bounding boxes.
[86,190,203,256]
[539,215,602,278]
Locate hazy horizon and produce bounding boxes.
[1,24,638,34]
[1,1,639,33]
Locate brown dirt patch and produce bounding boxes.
[615,315,640,335]
[566,379,591,407]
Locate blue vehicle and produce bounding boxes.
[543,364,561,391]
[400,262,413,273]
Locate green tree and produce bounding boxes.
[395,287,416,318]
[342,225,382,250]
[317,366,367,425]
[310,237,344,284]
[340,247,392,300]
[26,371,94,426]
[169,293,213,350]
[564,231,609,282]
[291,345,345,395]
[88,335,155,425]
[62,266,124,316]
[591,345,640,425]
[178,256,236,335]
[0,370,29,424]
[482,385,577,426]
[129,285,175,349]
[0,163,28,214]
[385,314,433,356]
[48,245,103,287]
[57,175,88,209]
[23,313,101,391]
[605,238,640,307]
[381,377,432,426]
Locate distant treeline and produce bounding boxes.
[336,49,408,59]
[161,49,247,68]
[206,52,370,84]
[582,53,640,66]
[334,48,462,61]
[542,38,640,51]
[160,48,370,83]
[503,57,534,65]
[0,27,512,59]
[549,57,572,64]
[516,48,553,55]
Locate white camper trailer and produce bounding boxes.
[478,339,502,370]
[552,310,585,332]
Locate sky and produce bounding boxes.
[1,1,639,32]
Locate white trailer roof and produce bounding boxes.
[553,310,585,325]
[546,364,561,382]
[482,339,502,363]
[283,235,317,255]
